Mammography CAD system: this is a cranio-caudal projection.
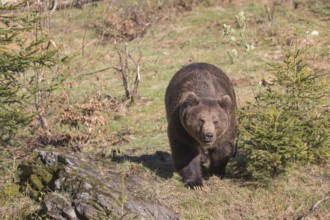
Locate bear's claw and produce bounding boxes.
[185,180,203,190]
[187,185,203,190]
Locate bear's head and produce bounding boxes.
[180,92,232,147]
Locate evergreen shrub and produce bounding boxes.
[238,50,329,182]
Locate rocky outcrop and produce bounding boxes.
[18,150,177,219]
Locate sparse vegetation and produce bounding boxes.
[222,10,256,64]
[0,0,329,219]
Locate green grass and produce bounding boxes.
[1,0,330,219]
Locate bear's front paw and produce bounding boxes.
[184,179,203,190]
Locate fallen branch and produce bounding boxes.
[76,66,119,79]
[297,196,330,220]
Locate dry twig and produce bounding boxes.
[297,196,330,220]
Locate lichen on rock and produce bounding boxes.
[17,150,177,219]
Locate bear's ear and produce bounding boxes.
[185,92,200,106]
[218,95,232,109]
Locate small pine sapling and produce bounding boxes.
[238,49,329,183]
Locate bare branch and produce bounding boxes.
[132,64,140,98]
[113,42,142,103]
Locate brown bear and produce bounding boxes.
[165,63,237,189]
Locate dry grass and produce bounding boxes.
[103,155,329,219]
[0,198,39,220]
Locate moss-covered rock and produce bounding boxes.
[30,174,44,191]
[17,150,177,219]
[0,183,22,199]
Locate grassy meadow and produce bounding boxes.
[0,0,329,219]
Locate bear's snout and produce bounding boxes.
[203,132,214,143]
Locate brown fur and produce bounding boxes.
[165,63,237,188]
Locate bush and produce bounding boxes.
[0,3,66,145]
[238,49,329,182]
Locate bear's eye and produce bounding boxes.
[200,119,205,124]
[213,120,219,125]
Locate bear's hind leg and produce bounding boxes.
[209,159,229,178]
